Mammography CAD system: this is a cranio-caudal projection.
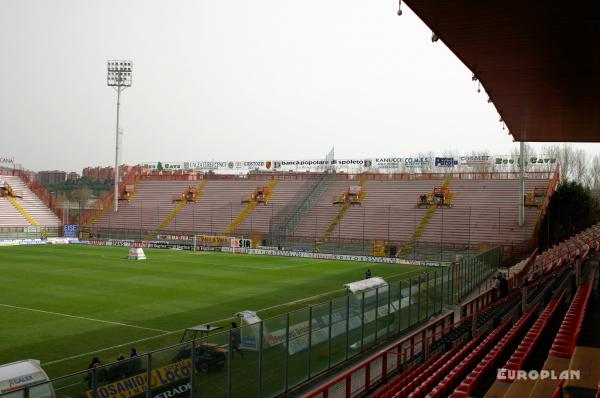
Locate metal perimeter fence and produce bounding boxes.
[0,226,61,241]
[86,204,530,263]
[2,247,500,398]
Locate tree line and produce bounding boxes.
[529,144,600,250]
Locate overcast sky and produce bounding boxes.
[1,0,597,173]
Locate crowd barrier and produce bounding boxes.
[303,313,455,398]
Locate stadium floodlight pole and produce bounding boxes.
[107,60,133,212]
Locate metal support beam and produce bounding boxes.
[107,60,132,212]
[519,141,526,226]
[114,88,122,212]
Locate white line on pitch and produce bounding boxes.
[0,303,169,333]
[42,267,424,366]
[42,332,175,366]
[54,382,82,391]
[43,311,243,366]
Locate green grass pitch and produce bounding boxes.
[0,244,425,378]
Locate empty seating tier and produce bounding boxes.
[450,307,539,397]
[0,197,30,227]
[549,283,593,358]
[373,351,446,398]
[0,175,61,228]
[87,174,551,253]
[422,321,511,397]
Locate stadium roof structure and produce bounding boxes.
[403,0,600,143]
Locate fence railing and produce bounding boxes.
[455,246,502,301]
[530,163,560,248]
[1,248,499,398]
[0,227,61,241]
[302,312,455,398]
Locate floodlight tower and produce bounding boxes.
[107,60,132,212]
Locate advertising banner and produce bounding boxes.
[0,238,82,247]
[435,157,459,167]
[48,238,71,244]
[183,161,227,171]
[403,157,431,168]
[89,240,152,248]
[196,235,231,245]
[138,154,557,173]
[0,240,29,247]
[83,239,448,266]
[231,238,251,248]
[0,156,14,169]
[85,359,192,398]
[15,239,46,246]
[156,234,192,241]
[141,158,375,173]
[459,155,493,167]
[63,224,78,238]
[493,156,557,166]
[242,248,447,266]
[139,162,184,171]
[374,157,403,169]
[226,161,268,170]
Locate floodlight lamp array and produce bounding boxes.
[107,60,133,87]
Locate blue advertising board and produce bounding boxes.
[63,224,78,238]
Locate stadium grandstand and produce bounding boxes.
[0,169,63,239]
[79,169,556,263]
[2,1,600,398]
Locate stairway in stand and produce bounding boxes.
[1,175,60,228]
[315,175,368,252]
[5,196,38,226]
[224,179,278,234]
[399,177,455,257]
[144,180,208,240]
